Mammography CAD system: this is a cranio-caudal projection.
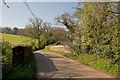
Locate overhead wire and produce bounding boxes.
[23,0,41,36]
[2,0,9,8]
[23,0,37,19]
[2,0,37,18]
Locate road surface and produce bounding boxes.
[50,45,70,53]
[33,50,114,79]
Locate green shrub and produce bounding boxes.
[39,35,47,49]
[2,41,12,70]
[2,40,36,79]
[2,54,35,80]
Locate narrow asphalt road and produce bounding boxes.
[33,50,114,79]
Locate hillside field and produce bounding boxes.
[1,34,32,45]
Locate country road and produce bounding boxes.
[33,49,114,79]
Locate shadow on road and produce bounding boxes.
[33,51,114,79]
[33,52,58,78]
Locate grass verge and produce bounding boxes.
[43,46,118,77]
[43,45,65,55]
[2,55,36,80]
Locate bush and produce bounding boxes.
[39,35,47,49]
[70,44,81,55]
[46,38,56,45]
[2,41,12,70]
[2,55,35,80]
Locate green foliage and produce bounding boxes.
[48,2,119,77]
[43,46,65,55]
[2,41,12,70]
[42,46,51,52]
[65,53,118,77]
[56,13,76,33]
[2,55,36,80]
[29,39,38,50]
[1,33,40,50]
[39,34,47,49]
[71,2,119,64]
[70,44,81,54]
[2,34,36,79]
[1,27,21,35]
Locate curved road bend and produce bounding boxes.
[33,50,114,79]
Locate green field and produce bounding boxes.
[1,34,32,45]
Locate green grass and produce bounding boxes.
[2,55,36,80]
[65,53,118,77]
[43,45,118,77]
[43,45,65,55]
[1,34,32,46]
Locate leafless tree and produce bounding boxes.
[24,17,43,47]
